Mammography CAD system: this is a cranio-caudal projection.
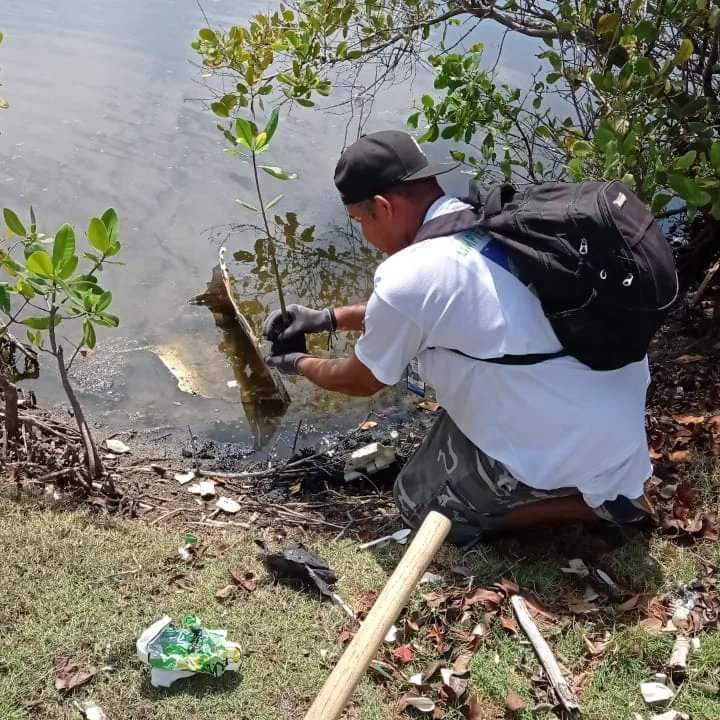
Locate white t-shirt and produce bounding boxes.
[354,196,652,507]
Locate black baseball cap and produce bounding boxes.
[334,130,458,205]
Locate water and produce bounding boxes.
[0,1,535,453]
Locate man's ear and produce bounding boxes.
[374,194,393,218]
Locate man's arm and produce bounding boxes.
[296,352,385,397]
[334,304,366,332]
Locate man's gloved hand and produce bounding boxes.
[265,349,309,376]
[262,304,335,343]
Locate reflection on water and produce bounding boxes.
[191,261,290,448]
[217,211,383,338]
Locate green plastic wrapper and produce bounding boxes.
[146,614,241,677]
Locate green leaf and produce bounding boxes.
[295,98,314,108]
[95,313,119,328]
[710,7,720,29]
[650,193,673,215]
[0,97,8,110]
[52,224,76,272]
[0,32,3,45]
[21,316,52,330]
[101,208,119,242]
[255,131,268,150]
[95,290,112,312]
[669,174,711,207]
[264,108,280,144]
[88,217,110,253]
[674,38,694,65]
[0,285,10,314]
[235,199,259,212]
[233,250,255,263]
[710,142,720,170]
[450,150,466,162]
[234,118,256,148]
[674,150,697,171]
[104,240,121,258]
[259,165,297,180]
[3,208,26,237]
[421,94,434,109]
[26,250,54,278]
[407,112,420,130]
[545,72,562,84]
[265,194,284,210]
[571,141,593,157]
[58,255,79,280]
[199,28,217,42]
[83,320,96,349]
[598,13,621,35]
[419,125,439,143]
[211,102,229,118]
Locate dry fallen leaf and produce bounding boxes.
[417,400,440,412]
[501,616,519,634]
[452,653,474,675]
[466,694,487,720]
[673,414,706,425]
[359,420,378,431]
[617,594,642,612]
[568,599,600,615]
[54,657,97,694]
[669,450,691,464]
[229,568,257,593]
[496,577,520,596]
[674,354,704,364]
[393,644,415,665]
[215,584,237,601]
[505,691,526,713]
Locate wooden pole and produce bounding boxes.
[303,511,452,720]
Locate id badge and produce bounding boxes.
[406,358,425,397]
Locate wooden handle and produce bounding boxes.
[304,511,452,720]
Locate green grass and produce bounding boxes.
[1,491,719,720]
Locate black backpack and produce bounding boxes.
[415,180,679,371]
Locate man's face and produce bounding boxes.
[346,195,404,255]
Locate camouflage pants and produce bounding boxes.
[394,411,649,544]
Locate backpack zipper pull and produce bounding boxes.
[579,238,588,255]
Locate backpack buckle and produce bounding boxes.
[579,238,588,255]
[623,273,634,287]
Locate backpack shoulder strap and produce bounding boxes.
[413,208,484,244]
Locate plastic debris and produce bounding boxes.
[216,496,241,514]
[257,540,354,617]
[420,571,445,585]
[177,532,198,562]
[384,625,398,643]
[174,470,196,485]
[344,442,396,481]
[136,615,241,688]
[640,680,674,705]
[669,636,691,682]
[358,528,411,550]
[691,637,701,650]
[402,696,435,713]
[561,559,590,577]
[226,380,239,388]
[105,438,130,454]
[73,702,107,720]
[188,480,216,499]
[408,672,424,686]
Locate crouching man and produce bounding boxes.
[263,130,653,544]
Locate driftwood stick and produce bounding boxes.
[690,258,720,307]
[510,595,581,712]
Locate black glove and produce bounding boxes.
[265,349,308,376]
[262,304,335,343]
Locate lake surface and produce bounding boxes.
[0,1,536,455]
